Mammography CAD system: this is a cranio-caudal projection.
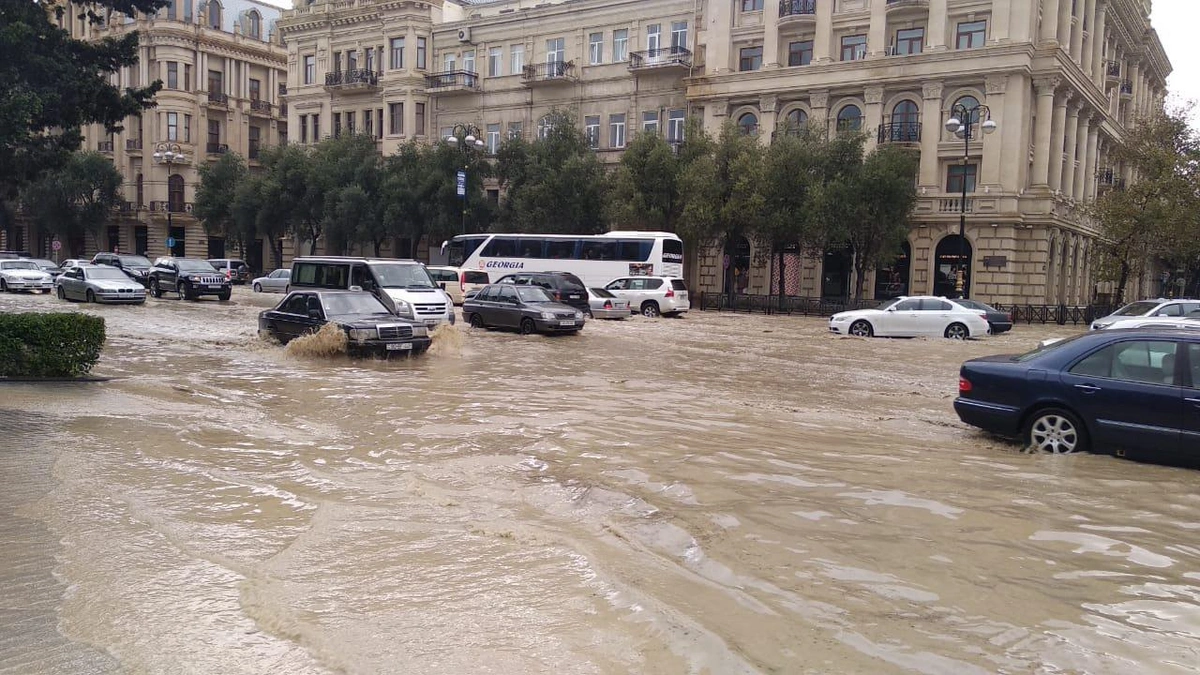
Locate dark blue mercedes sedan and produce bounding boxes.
[954,329,1200,458]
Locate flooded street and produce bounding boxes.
[3,288,1200,674]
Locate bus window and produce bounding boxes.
[546,239,579,259]
[516,239,546,258]
[582,240,615,260]
[480,237,519,258]
[448,235,486,266]
[618,240,652,262]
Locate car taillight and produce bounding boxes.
[959,377,972,394]
[603,300,612,309]
[665,288,675,298]
[460,272,466,292]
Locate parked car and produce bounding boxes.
[586,287,630,319]
[953,299,1013,335]
[252,268,291,293]
[60,259,92,270]
[1091,298,1200,330]
[258,290,431,356]
[955,329,1200,459]
[55,264,147,304]
[92,253,154,287]
[23,258,65,278]
[0,259,54,293]
[462,284,586,335]
[493,271,591,314]
[148,257,232,301]
[426,265,464,305]
[1097,316,1200,332]
[603,276,689,317]
[828,296,991,339]
[0,251,30,260]
[207,258,252,284]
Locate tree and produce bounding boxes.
[676,120,763,253]
[1,0,166,243]
[247,144,308,268]
[606,132,685,231]
[377,142,432,258]
[194,152,250,254]
[419,140,493,245]
[835,145,919,301]
[19,151,122,256]
[308,134,381,255]
[1090,106,1200,304]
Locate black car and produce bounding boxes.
[148,257,232,301]
[259,290,431,356]
[92,253,154,287]
[24,258,65,278]
[462,284,586,335]
[954,329,1200,460]
[493,272,590,313]
[955,299,1013,335]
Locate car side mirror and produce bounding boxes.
[886,306,896,312]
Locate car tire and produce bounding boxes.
[253,283,262,293]
[86,289,96,304]
[519,318,536,335]
[641,301,661,318]
[150,279,162,298]
[849,320,874,338]
[218,291,231,302]
[0,279,7,292]
[944,322,969,340]
[1025,408,1089,454]
[177,282,190,301]
[469,313,485,329]
[56,286,66,300]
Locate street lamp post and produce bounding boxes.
[152,142,186,256]
[445,123,485,234]
[943,105,997,299]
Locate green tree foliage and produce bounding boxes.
[606,132,686,231]
[419,140,493,244]
[378,142,431,258]
[1090,107,1200,304]
[676,120,763,251]
[194,152,251,254]
[20,151,122,255]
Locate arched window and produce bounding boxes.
[836,105,862,132]
[248,10,260,39]
[737,112,758,136]
[889,100,919,142]
[168,174,185,213]
[784,109,807,135]
[951,95,981,129]
[207,0,221,29]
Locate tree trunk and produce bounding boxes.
[272,241,283,270]
[777,250,786,303]
[374,238,383,257]
[853,262,868,302]
[1115,261,1131,306]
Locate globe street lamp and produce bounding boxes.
[152,142,186,255]
[445,123,485,234]
[944,105,997,299]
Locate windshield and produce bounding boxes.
[85,267,130,280]
[590,287,616,298]
[1,261,38,270]
[119,255,152,267]
[516,287,555,303]
[1112,301,1161,317]
[372,263,436,289]
[1013,334,1089,362]
[323,293,390,316]
[28,259,57,268]
[177,260,218,272]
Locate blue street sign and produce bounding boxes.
[165,236,176,248]
[456,170,466,197]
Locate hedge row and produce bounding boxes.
[0,313,106,378]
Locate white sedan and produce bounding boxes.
[0,259,54,293]
[829,296,991,339]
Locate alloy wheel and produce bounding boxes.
[1030,414,1080,454]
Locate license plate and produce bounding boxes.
[386,342,413,351]
[560,320,576,327]
[568,295,580,300]
[206,284,221,289]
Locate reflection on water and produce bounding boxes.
[3,288,1200,674]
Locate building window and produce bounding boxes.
[947,164,978,192]
[183,114,191,142]
[952,95,982,129]
[443,52,456,72]
[167,62,178,88]
[538,115,553,139]
[836,105,863,132]
[784,108,807,134]
[136,173,144,206]
[182,0,191,22]
[508,121,523,139]
[248,125,260,157]
[347,50,358,72]
[642,111,659,134]
[280,119,290,145]
[510,44,525,72]
[346,111,355,134]
[488,47,502,76]
[390,38,405,69]
[585,115,600,148]
[207,0,220,29]
[737,112,758,136]
[304,55,314,84]
[208,70,222,95]
[364,109,373,137]
[895,28,924,55]
[613,29,628,62]
[247,10,260,39]
[375,108,383,139]
[671,21,688,49]
[741,0,763,10]
[416,37,427,69]
[889,100,920,141]
[463,50,475,74]
[184,64,192,90]
[841,35,867,61]
[311,114,319,141]
[300,114,308,143]
[956,21,986,49]
[332,112,341,137]
[365,46,375,73]
[667,109,685,143]
[788,40,813,66]
[166,0,176,20]
[167,112,178,141]
[547,37,565,64]
[414,103,425,135]
[589,33,603,65]
[609,113,626,148]
[486,123,500,153]
[208,119,220,147]
[646,23,661,52]
[739,46,763,71]
[388,103,402,134]
[248,78,260,100]
[168,174,185,213]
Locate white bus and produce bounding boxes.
[442,231,685,289]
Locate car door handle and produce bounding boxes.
[1074,384,1101,394]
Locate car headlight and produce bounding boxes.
[348,328,376,341]
[394,300,414,318]
[574,311,583,319]
[540,311,555,320]
[412,326,428,337]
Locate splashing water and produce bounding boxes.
[427,322,464,358]
[284,322,348,358]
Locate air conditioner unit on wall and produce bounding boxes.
[457,27,471,43]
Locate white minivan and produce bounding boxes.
[290,257,455,326]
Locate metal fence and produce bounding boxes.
[991,304,1114,326]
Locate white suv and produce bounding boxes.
[1091,298,1200,330]
[604,276,689,317]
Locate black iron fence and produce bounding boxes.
[991,304,1114,326]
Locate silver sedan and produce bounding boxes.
[56,265,146,304]
[252,268,291,293]
[587,287,630,319]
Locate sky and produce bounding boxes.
[1150,0,1197,115]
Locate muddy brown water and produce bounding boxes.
[2,288,1199,674]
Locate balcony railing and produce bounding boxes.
[249,98,272,114]
[522,61,577,85]
[206,142,228,154]
[886,0,929,7]
[149,201,193,214]
[97,141,114,153]
[324,68,381,89]
[1097,168,1126,191]
[126,138,143,151]
[1120,80,1134,97]
[779,0,817,19]
[424,70,480,92]
[207,91,229,106]
[1106,61,1121,79]
[628,46,692,70]
[938,197,974,213]
[877,121,920,144]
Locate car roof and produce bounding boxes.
[293,256,421,264]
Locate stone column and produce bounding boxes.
[980,74,1007,189]
[763,0,781,67]
[1040,0,1061,44]
[1031,77,1059,188]
[1091,2,1107,86]
[868,0,888,56]
[758,95,778,141]
[992,0,1011,42]
[1080,116,1099,200]
[1061,101,1081,200]
[809,90,829,132]
[864,86,884,151]
[1057,0,1073,51]
[1081,0,1098,75]
[1048,93,1068,192]
[813,0,835,62]
[919,82,944,188]
[927,0,949,51]
[1070,2,1085,62]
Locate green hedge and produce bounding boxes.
[0,313,106,378]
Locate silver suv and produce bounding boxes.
[604,276,689,317]
[1091,298,1200,330]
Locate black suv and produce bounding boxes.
[148,257,232,301]
[494,272,589,312]
[92,252,154,287]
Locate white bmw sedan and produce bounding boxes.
[829,296,991,340]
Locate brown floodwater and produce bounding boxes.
[2,288,1200,674]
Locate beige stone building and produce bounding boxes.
[272,0,1170,305]
[14,0,288,269]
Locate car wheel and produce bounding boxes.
[177,282,189,301]
[0,279,7,292]
[56,286,66,300]
[519,318,536,335]
[149,279,162,298]
[641,301,661,318]
[469,313,485,329]
[1026,408,1088,454]
[253,283,262,292]
[944,322,969,340]
[218,291,231,302]
[849,320,874,338]
[86,289,96,304]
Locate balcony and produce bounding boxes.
[424,70,480,94]
[885,0,929,16]
[126,139,143,152]
[1097,168,1126,191]
[206,91,229,107]
[937,197,973,213]
[206,142,229,155]
[628,46,692,72]
[149,201,193,214]
[97,141,114,153]
[1120,80,1134,98]
[324,68,381,93]
[778,0,816,25]
[1105,61,1121,85]
[249,98,273,116]
[877,122,920,144]
[522,61,577,86]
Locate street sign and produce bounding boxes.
[51,240,61,252]
[165,236,176,248]
[456,170,466,197]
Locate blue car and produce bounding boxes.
[954,329,1200,458]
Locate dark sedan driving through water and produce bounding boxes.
[258,290,431,356]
